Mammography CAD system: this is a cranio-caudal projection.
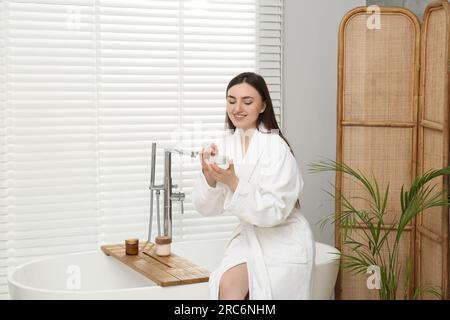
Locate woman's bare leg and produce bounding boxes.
[219,263,249,300]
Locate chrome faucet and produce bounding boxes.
[147,143,196,243]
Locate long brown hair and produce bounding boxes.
[225,72,301,210]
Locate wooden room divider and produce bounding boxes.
[415,0,450,300]
[336,1,450,299]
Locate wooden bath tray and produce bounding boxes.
[101,243,210,287]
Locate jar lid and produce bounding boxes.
[155,236,172,245]
[126,238,139,244]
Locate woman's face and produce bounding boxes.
[226,82,266,131]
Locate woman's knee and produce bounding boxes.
[219,273,239,292]
[219,264,249,299]
[219,280,247,299]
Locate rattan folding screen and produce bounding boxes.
[416,0,450,300]
[336,1,449,299]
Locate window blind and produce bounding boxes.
[1,0,7,299]
[258,0,282,125]
[0,0,283,299]
[1,0,99,300]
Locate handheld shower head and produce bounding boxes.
[168,148,200,158]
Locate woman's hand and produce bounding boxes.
[209,161,239,192]
[200,143,218,188]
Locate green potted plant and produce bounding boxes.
[308,158,450,300]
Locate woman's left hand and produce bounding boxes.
[209,161,239,192]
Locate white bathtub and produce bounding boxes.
[7,239,340,300]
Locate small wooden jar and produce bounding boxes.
[125,238,139,255]
[155,236,172,256]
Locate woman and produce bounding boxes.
[191,72,315,300]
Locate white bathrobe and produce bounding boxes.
[191,127,315,300]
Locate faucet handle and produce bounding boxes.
[171,192,185,201]
[171,192,185,215]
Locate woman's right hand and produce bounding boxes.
[200,143,218,188]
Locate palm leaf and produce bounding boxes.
[309,158,450,300]
[412,285,443,300]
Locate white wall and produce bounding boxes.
[282,0,365,245]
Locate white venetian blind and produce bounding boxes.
[179,0,257,240]
[258,0,282,125]
[0,0,7,300]
[97,0,182,245]
[0,0,283,299]
[1,0,99,300]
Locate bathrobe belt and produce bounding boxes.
[227,222,273,299]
